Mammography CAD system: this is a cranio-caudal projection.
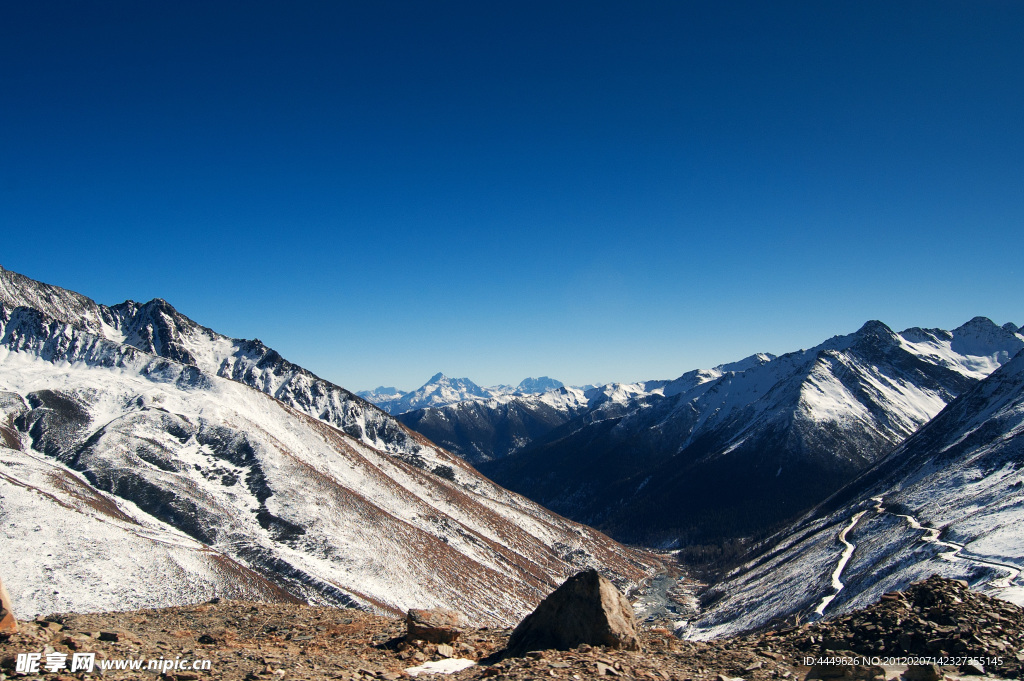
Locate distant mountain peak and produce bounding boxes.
[849,320,908,351]
[855,319,897,337]
[361,374,570,415]
[716,353,775,374]
[359,386,404,397]
[956,315,999,331]
[517,376,565,393]
[947,316,1024,365]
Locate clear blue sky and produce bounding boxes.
[2,1,1022,391]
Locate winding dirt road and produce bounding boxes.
[814,496,1023,617]
[871,496,1022,588]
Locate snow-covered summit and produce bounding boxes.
[898,316,1024,380]
[516,376,564,394]
[365,373,493,414]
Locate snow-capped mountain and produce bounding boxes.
[357,374,567,415]
[479,319,1024,546]
[397,380,671,464]
[0,265,656,624]
[692,345,1024,639]
[398,387,594,464]
[0,268,420,460]
[355,386,405,405]
[366,373,494,415]
[516,376,564,394]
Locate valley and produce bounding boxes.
[387,318,1024,551]
[2,263,1024,653]
[5,3,1023,676]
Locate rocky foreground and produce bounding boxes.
[1,577,1022,681]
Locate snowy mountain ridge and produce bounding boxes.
[0,268,416,458]
[691,345,1024,639]
[0,266,657,624]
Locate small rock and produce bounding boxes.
[806,663,885,681]
[902,665,942,681]
[959,660,985,675]
[98,631,121,642]
[436,643,454,658]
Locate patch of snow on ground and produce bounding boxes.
[405,658,477,676]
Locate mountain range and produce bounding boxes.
[373,312,1024,638]
[4,263,1024,644]
[358,375,564,415]
[0,265,656,624]
[399,318,1024,548]
[397,381,663,464]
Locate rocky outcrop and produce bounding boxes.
[760,576,1024,679]
[503,569,641,658]
[818,576,1021,664]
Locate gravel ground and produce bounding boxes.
[1,577,1020,681]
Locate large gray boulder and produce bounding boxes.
[504,569,641,657]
